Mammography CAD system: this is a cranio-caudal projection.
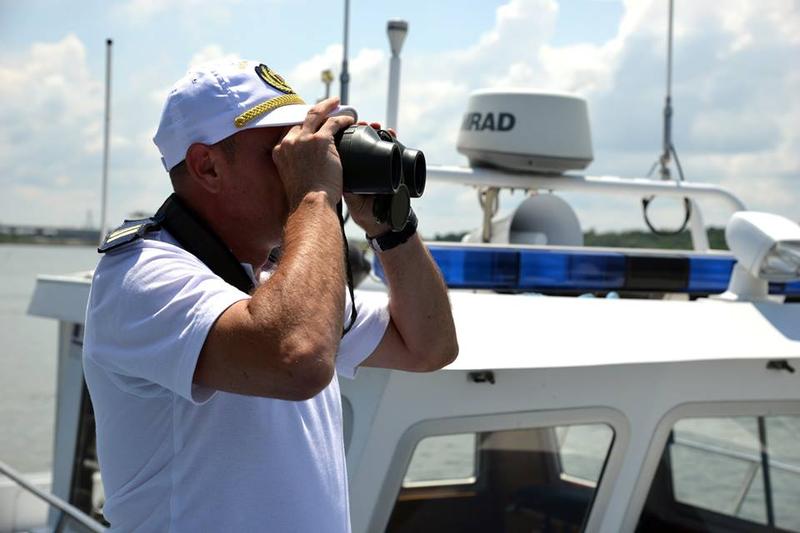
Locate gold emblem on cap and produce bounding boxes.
[256,64,295,94]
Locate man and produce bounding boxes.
[82,59,457,532]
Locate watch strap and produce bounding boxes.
[368,209,418,253]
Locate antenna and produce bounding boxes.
[642,0,694,238]
[339,0,350,104]
[659,0,675,181]
[98,38,112,246]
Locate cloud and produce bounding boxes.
[284,0,800,234]
[0,34,102,145]
[0,34,108,225]
[582,0,800,229]
[366,0,800,233]
[2,0,797,237]
[149,44,242,105]
[187,44,241,70]
[287,44,387,105]
[0,33,174,227]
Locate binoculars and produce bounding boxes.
[334,125,426,231]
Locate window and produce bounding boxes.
[556,425,612,486]
[403,433,477,488]
[387,424,614,533]
[637,415,800,532]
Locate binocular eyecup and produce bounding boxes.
[334,125,426,231]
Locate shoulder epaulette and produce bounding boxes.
[98,218,160,253]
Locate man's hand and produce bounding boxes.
[272,98,355,210]
[341,119,458,373]
[343,121,394,236]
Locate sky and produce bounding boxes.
[0,0,798,237]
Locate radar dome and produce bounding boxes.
[457,90,593,174]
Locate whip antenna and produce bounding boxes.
[643,0,691,236]
[660,0,674,181]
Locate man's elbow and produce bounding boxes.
[413,337,459,372]
[279,355,335,400]
[274,340,337,401]
[437,337,459,369]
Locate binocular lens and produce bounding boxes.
[335,126,401,195]
[334,124,426,231]
[402,149,426,198]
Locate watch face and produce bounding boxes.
[389,185,411,231]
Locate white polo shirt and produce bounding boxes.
[83,229,390,532]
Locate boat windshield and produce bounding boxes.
[385,423,614,532]
[637,415,800,532]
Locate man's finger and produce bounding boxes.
[279,123,304,145]
[302,97,340,134]
[318,114,356,139]
[365,122,396,138]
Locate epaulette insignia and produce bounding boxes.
[98,218,160,253]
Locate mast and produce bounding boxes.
[386,20,408,131]
[98,38,113,244]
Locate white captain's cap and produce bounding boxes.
[153,59,357,171]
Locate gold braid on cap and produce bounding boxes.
[234,94,305,128]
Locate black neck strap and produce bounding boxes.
[154,194,357,336]
[336,202,358,335]
[154,194,255,294]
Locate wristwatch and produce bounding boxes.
[367,209,418,253]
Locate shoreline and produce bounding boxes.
[0,238,97,247]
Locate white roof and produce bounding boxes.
[29,273,800,370]
[444,290,800,370]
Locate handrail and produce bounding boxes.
[427,166,748,213]
[0,459,105,532]
[428,166,748,253]
[673,433,799,519]
[672,436,800,477]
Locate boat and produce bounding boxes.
[2,11,799,533]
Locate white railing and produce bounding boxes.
[672,433,798,524]
[428,165,748,252]
[0,460,105,532]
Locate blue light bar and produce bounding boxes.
[687,256,734,293]
[370,244,800,296]
[770,281,800,296]
[430,247,519,289]
[518,251,625,290]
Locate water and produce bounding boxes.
[1,244,798,529]
[0,244,99,473]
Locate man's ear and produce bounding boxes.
[185,143,222,193]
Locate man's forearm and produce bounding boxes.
[377,234,458,366]
[252,192,345,363]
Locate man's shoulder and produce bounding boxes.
[99,228,192,263]
[93,230,207,291]
[98,218,160,254]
